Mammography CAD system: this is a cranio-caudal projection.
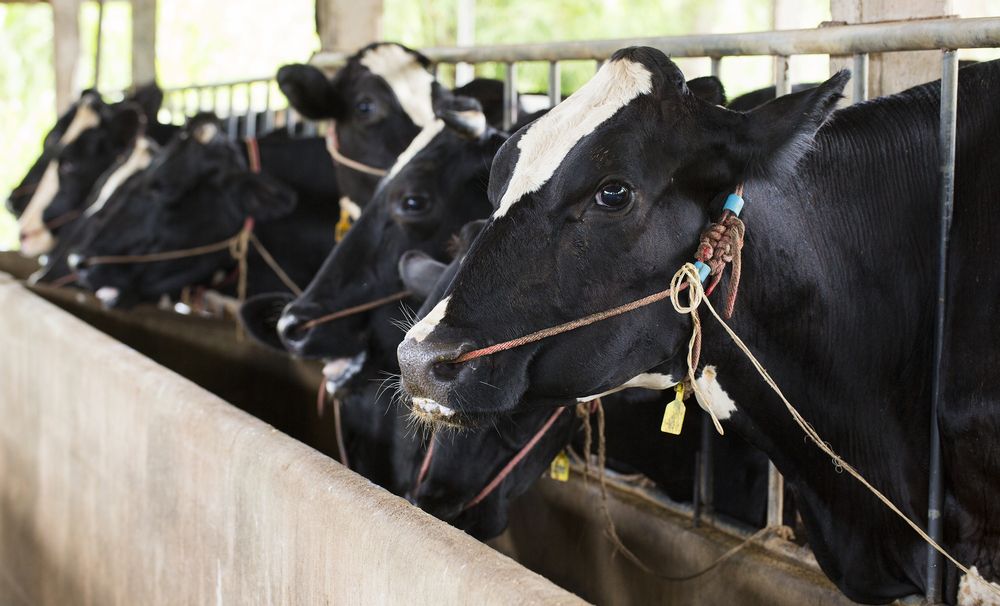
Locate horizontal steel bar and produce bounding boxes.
[312,17,1000,68]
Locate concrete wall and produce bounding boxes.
[0,272,580,606]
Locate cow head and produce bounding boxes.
[397,47,847,426]
[278,42,445,207]
[274,97,504,363]
[15,88,159,257]
[69,114,297,308]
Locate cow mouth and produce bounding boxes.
[322,351,367,394]
[95,286,121,308]
[411,396,472,429]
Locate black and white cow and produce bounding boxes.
[398,48,1000,604]
[67,114,339,308]
[11,85,177,258]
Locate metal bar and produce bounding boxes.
[503,62,517,131]
[311,17,1000,67]
[695,413,715,526]
[766,461,784,530]
[93,0,104,89]
[710,56,722,79]
[548,61,561,108]
[227,85,238,138]
[263,82,274,133]
[162,77,274,95]
[926,48,959,605]
[774,55,791,96]
[852,53,869,103]
[246,83,257,139]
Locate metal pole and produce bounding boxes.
[710,56,721,79]
[926,47,958,605]
[246,83,257,139]
[766,461,784,530]
[503,62,517,131]
[697,412,715,525]
[93,0,104,89]
[852,53,869,103]
[548,61,561,108]
[455,0,476,87]
[227,85,238,138]
[774,54,791,96]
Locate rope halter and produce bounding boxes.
[325,123,389,177]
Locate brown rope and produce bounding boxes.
[296,290,412,332]
[82,221,250,267]
[316,380,350,468]
[695,212,745,319]
[248,232,302,296]
[326,123,389,177]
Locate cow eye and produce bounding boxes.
[356,98,376,115]
[595,182,632,210]
[398,195,430,214]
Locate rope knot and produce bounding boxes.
[694,213,745,318]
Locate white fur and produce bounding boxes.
[493,58,653,218]
[694,365,737,421]
[387,119,445,179]
[338,196,362,221]
[959,567,1000,606]
[194,122,218,144]
[85,137,154,217]
[577,372,677,402]
[413,397,455,417]
[18,100,101,256]
[406,295,449,343]
[360,44,436,128]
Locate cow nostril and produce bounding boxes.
[432,360,463,382]
[67,253,85,270]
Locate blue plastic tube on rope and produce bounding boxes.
[694,193,745,283]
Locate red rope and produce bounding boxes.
[462,406,567,511]
[411,437,437,495]
[244,137,261,174]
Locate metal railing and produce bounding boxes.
[159,77,318,139]
[164,17,1000,601]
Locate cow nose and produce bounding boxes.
[276,310,314,355]
[397,337,473,412]
[67,252,85,270]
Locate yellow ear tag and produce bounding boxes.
[335,208,352,242]
[550,451,570,481]
[660,384,686,435]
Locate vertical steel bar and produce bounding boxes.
[852,53,869,103]
[227,85,238,138]
[93,0,104,89]
[548,61,561,108]
[926,48,958,605]
[264,81,275,133]
[766,462,784,530]
[503,62,517,131]
[774,55,791,96]
[246,83,257,139]
[710,56,722,79]
[287,108,298,136]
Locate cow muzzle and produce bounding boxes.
[397,336,476,425]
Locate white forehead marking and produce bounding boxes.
[360,44,436,128]
[386,119,445,179]
[85,137,155,217]
[194,122,218,144]
[958,567,1000,606]
[17,100,103,256]
[406,296,449,343]
[577,372,677,402]
[338,196,362,221]
[694,365,737,421]
[493,58,653,218]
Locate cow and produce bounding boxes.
[397,48,1000,604]
[401,227,775,542]
[277,42,519,214]
[67,114,338,308]
[11,84,177,258]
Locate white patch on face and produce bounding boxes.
[194,122,219,144]
[359,44,436,128]
[493,58,653,218]
[959,567,1000,606]
[406,295,449,343]
[338,196,362,221]
[577,372,677,402]
[453,109,487,139]
[85,137,154,217]
[413,396,456,417]
[17,100,102,257]
[694,365,737,421]
[386,119,445,179]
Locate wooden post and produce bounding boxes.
[830,0,955,101]
[131,0,157,86]
[51,0,81,112]
[315,0,384,54]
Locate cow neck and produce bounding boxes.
[325,123,389,177]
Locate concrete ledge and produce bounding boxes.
[0,273,581,605]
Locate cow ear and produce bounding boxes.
[277,63,345,120]
[126,82,164,124]
[437,95,488,140]
[398,250,448,302]
[456,219,487,253]
[239,293,296,351]
[107,104,144,147]
[679,70,849,190]
[230,172,298,222]
[686,76,726,106]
